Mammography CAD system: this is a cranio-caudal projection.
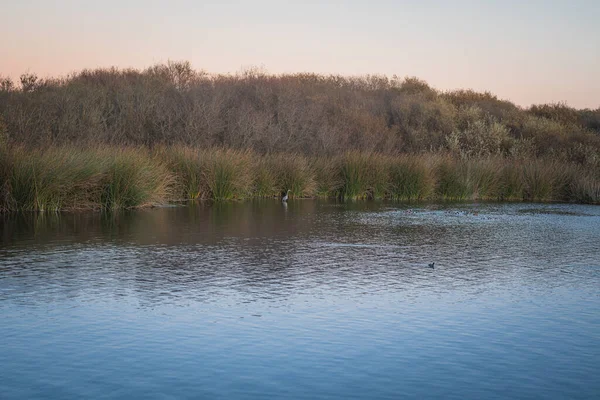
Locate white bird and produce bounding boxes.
[282,189,291,202]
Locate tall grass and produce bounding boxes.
[498,163,525,200]
[1,146,598,211]
[338,152,388,200]
[5,147,103,211]
[435,157,472,200]
[1,147,173,211]
[253,157,278,198]
[521,160,569,202]
[388,156,434,200]
[570,173,600,203]
[200,149,253,200]
[268,154,316,198]
[100,148,173,210]
[466,158,502,199]
[159,146,206,200]
[312,157,342,197]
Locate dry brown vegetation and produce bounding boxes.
[0,62,598,163]
[0,146,598,212]
[0,62,599,210]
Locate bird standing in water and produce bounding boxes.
[282,189,291,202]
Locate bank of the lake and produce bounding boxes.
[1,146,599,212]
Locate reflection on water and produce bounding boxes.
[1,201,599,399]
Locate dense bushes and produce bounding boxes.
[0,63,598,210]
[0,62,598,162]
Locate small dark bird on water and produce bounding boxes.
[428,262,435,268]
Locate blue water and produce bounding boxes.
[1,201,599,399]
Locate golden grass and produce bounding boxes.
[1,146,598,211]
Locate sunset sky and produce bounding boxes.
[1,0,599,108]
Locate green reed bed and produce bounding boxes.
[337,152,389,200]
[268,154,317,199]
[434,157,473,200]
[570,172,600,204]
[201,149,253,201]
[3,147,103,211]
[1,147,173,211]
[100,148,173,210]
[1,146,598,211]
[520,160,571,202]
[159,146,207,200]
[498,162,525,201]
[252,157,279,198]
[464,158,503,200]
[388,156,434,201]
[311,157,342,198]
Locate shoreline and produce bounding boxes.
[1,146,598,212]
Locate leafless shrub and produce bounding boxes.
[0,63,598,166]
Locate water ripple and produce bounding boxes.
[1,201,599,399]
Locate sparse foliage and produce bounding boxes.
[0,63,597,163]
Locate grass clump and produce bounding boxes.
[338,152,388,200]
[200,149,253,200]
[311,157,342,198]
[434,157,471,200]
[269,154,316,198]
[100,148,173,210]
[498,163,525,201]
[466,158,502,200]
[520,160,567,202]
[570,171,600,203]
[338,152,369,199]
[388,156,433,200]
[6,147,103,211]
[0,143,12,211]
[159,146,207,200]
[253,157,278,198]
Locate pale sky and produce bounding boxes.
[1,0,599,108]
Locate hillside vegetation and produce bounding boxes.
[0,62,599,210]
[0,61,598,161]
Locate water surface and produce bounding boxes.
[1,201,599,399]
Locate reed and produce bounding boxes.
[253,157,278,198]
[338,152,389,200]
[368,154,391,200]
[434,157,472,200]
[498,162,525,201]
[5,147,103,211]
[0,143,12,211]
[159,146,207,200]
[311,157,342,198]
[570,171,600,203]
[520,160,568,202]
[1,146,599,211]
[99,148,173,210]
[467,158,502,200]
[388,156,434,200]
[200,149,253,200]
[268,154,316,198]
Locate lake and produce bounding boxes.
[1,201,599,399]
